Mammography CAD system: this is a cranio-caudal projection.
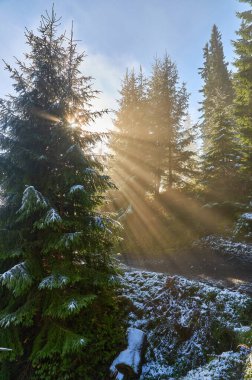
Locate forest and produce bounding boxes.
[0,1,251,379]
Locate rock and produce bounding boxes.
[110,328,147,379]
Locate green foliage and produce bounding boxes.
[0,8,123,379]
[17,186,48,221]
[30,294,127,380]
[0,261,33,296]
[31,324,88,360]
[199,25,241,204]
[0,295,39,327]
[43,294,97,319]
[201,101,242,203]
[199,25,233,150]
[244,352,252,380]
[233,0,252,199]
[233,212,252,242]
[236,326,252,347]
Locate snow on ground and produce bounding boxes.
[182,351,246,380]
[197,235,252,264]
[241,213,252,221]
[120,270,252,379]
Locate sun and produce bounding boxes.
[67,115,79,129]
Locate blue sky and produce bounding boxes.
[0,0,247,127]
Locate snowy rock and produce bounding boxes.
[110,328,146,379]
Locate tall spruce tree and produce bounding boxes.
[233,0,252,199]
[147,55,195,195]
[110,68,149,205]
[199,25,233,151]
[0,10,121,380]
[199,25,241,202]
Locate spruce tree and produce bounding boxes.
[199,25,233,151]
[233,0,252,199]
[199,25,241,202]
[0,10,121,380]
[147,55,195,195]
[201,99,241,202]
[110,67,149,205]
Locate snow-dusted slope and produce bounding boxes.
[196,235,252,264]
[120,270,252,379]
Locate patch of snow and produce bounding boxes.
[233,326,251,333]
[197,235,252,263]
[44,208,62,225]
[0,262,27,283]
[18,185,47,213]
[110,328,146,378]
[0,262,32,295]
[0,347,12,351]
[60,232,82,247]
[66,145,76,154]
[94,216,104,229]
[38,274,69,289]
[69,185,85,194]
[68,299,78,311]
[115,373,124,380]
[141,362,174,379]
[84,167,96,174]
[182,351,246,380]
[38,155,47,161]
[241,213,252,221]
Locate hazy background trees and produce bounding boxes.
[109,0,252,251]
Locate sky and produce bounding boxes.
[0,0,248,129]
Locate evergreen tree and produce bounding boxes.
[147,55,195,195]
[0,10,121,379]
[233,0,252,199]
[199,25,241,202]
[201,99,241,202]
[110,67,149,206]
[199,25,233,151]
